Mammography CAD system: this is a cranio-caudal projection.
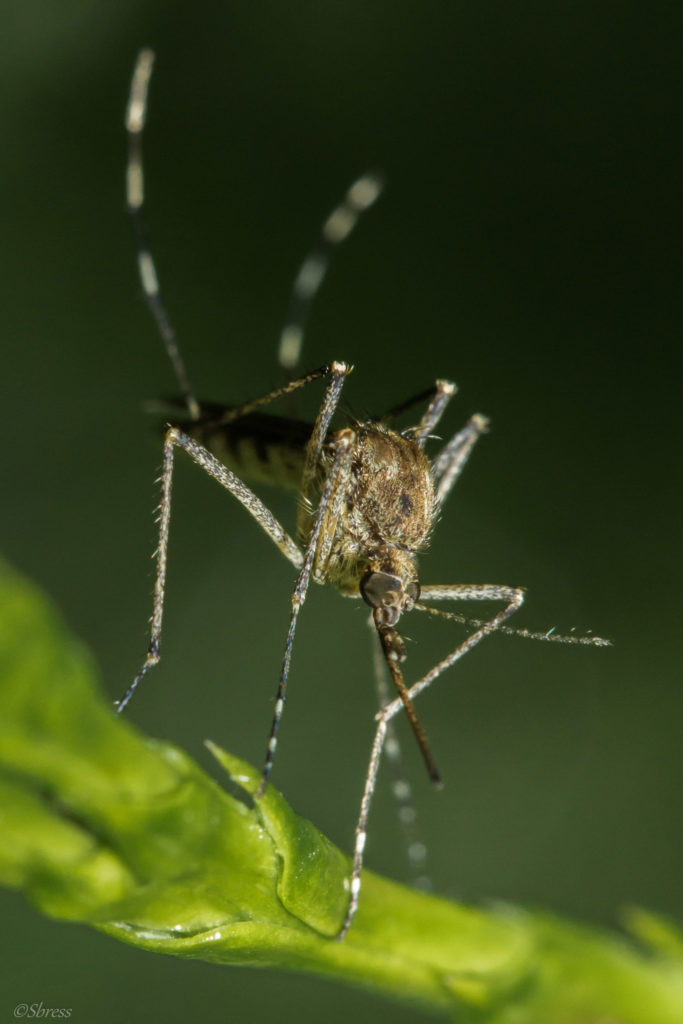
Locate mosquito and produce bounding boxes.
[117,49,610,940]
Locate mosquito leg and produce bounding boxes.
[404,584,525,707]
[381,380,483,500]
[198,363,351,502]
[211,363,346,428]
[284,360,352,540]
[337,712,388,940]
[431,415,490,507]
[415,601,611,647]
[115,427,304,714]
[379,380,454,435]
[127,52,344,431]
[338,583,524,938]
[380,384,440,423]
[345,582,608,931]
[302,362,351,492]
[370,623,430,888]
[278,173,383,376]
[126,49,200,421]
[411,380,457,448]
[257,429,354,797]
[341,660,439,940]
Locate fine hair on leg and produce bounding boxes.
[256,369,353,796]
[116,363,351,715]
[115,427,305,714]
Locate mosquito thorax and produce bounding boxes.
[314,422,435,597]
[345,424,435,549]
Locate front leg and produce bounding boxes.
[257,429,355,797]
[406,583,525,703]
[115,426,304,714]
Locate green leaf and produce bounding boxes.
[1,558,682,1020]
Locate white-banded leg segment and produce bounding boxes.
[411,380,457,449]
[337,713,388,941]
[115,426,303,714]
[126,49,199,422]
[278,173,383,374]
[371,624,430,888]
[432,415,490,507]
[338,583,524,937]
[257,432,355,798]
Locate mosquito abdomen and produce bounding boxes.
[193,410,312,491]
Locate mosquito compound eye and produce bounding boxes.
[360,571,402,609]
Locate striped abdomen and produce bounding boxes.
[190,407,312,492]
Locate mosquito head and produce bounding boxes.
[360,569,420,629]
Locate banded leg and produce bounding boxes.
[257,430,355,797]
[255,356,352,794]
[115,428,303,714]
[432,414,490,507]
[338,713,387,940]
[127,52,340,432]
[278,173,384,375]
[126,49,199,421]
[338,582,524,939]
[371,624,430,888]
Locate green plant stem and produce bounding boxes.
[0,559,682,1021]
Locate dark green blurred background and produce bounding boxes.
[1,2,681,1020]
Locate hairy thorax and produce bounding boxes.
[305,423,435,594]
